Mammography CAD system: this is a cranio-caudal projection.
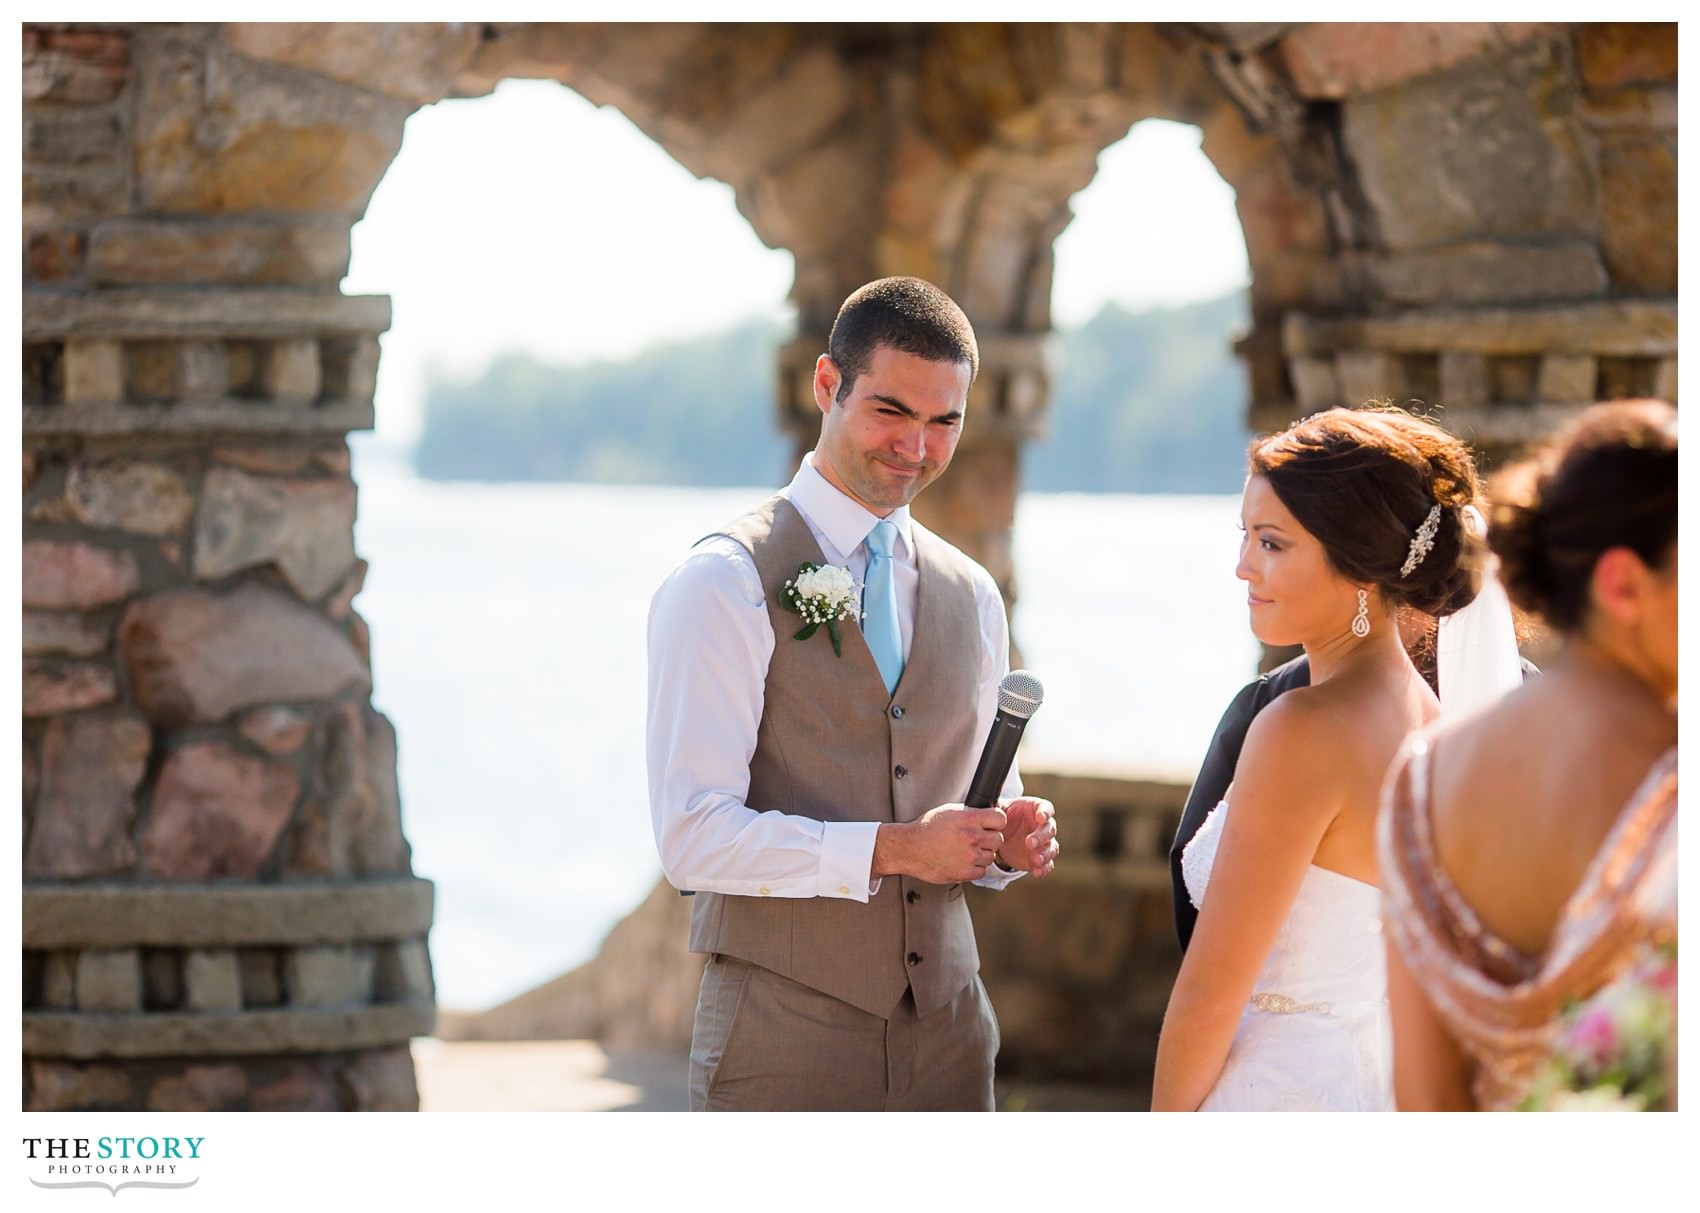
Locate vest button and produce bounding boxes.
[907,952,922,966]
[891,705,904,719]
[894,765,908,779]
[905,890,920,904]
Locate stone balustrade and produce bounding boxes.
[23,289,386,438]
[967,769,1185,1087]
[23,880,433,1110]
[445,769,1189,1092]
[1271,298,1677,446]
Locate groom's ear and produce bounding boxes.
[813,354,842,415]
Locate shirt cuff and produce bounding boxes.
[972,861,1026,891]
[819,819,881,902]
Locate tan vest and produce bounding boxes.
[686,495,987,1018]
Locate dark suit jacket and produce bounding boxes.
[1168,653,1541,952]
[1169,656,1310,952]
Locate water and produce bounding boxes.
[350,446,1257,1010]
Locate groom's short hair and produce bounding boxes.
[827,277,979,403]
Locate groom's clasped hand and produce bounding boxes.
[997,796,1060,878]
[872,797,1059,885]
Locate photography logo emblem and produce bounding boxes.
[23,1137,203,1196]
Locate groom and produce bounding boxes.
[646,276,1059,1112]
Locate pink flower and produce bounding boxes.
[1564,1006,1620,1072]
[1646,958,1678,993]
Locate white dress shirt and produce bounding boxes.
[646,452,1023,901]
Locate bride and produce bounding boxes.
[1151,405,1496,1111]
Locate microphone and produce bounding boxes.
[964,670,1044,809]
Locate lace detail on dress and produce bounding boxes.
[1250,992,1332,1015]
[1179,800,1227,910]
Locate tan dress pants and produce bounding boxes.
[689,954,999,1111]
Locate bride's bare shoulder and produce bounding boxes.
[1250,679,1356,733]
[1236,687,1345,786]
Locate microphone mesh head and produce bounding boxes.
[997,669,1044,720]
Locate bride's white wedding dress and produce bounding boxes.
[1181,798,1394,1111]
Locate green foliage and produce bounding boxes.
[413,290,1252,493]
[414,319,791,487]
[1025,292,1252,493]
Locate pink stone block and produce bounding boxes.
[1281,22,1562,98]
[26,1060,138,1112]
[140,742,301,880]
[146,1064,248,1112]
[22,541,140,609]
[24,714,150,879]
[22,661,119,717]
[119,583,369,726]
[250,1062,339,1111]
[344,1046,419,1111]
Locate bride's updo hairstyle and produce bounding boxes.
[1248,404,1485,617]
[1488,398,1676,634]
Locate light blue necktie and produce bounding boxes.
[862,520,904,695]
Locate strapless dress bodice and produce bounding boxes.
[1181,798,1393,1110]
[1183,799,1388,1012]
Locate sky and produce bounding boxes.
[343,78,1250,445]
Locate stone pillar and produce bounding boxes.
[21,284,436,1111]
[20,20,466,1112]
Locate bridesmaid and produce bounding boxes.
[1379,399,1677,1110]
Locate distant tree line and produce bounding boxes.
[414,290,1252,494]
[413,320,794,487]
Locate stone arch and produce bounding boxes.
[22,21,1676,1108]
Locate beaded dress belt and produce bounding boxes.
[1249,992,1388,1016]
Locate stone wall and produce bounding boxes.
[28,20,1676,612]
[1239,22,1680,455]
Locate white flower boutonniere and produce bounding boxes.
[779,562,859,657]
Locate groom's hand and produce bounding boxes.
[872,805,1007,884]
[994,796,1059,878]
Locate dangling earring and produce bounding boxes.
[1352,589,1371,638]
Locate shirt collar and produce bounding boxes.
[791,452,915,560]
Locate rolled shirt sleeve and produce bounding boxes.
[646,538,882,900]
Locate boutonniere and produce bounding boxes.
[779,562,859,657]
